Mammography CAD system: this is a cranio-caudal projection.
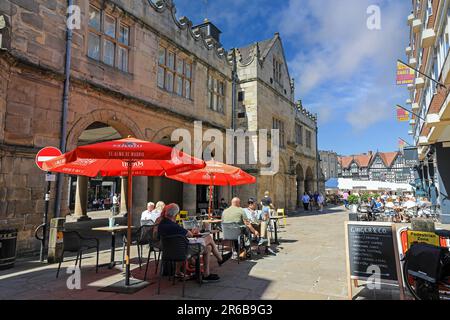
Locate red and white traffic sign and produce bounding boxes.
[35,147,62,171]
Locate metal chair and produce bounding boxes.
[122,225,153,271]
[56,230,99,278]
[144,224,162,281]
[221,222,246,264]
[157,234,201,297]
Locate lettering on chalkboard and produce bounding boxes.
[345,222,405,300]
[347,222,399,282]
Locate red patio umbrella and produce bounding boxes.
[167,160,256,218]
[43,137,205,289]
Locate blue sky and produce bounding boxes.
[174,0,412,156]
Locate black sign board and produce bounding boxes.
[404,147,419,166]
[347,223,397,281]
[345,222,405,299]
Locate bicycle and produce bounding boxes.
[402,229,450,300]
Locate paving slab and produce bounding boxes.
[0,205,413,300]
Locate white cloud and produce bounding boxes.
[275,0,410,130]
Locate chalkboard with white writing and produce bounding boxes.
[347,222,399,282]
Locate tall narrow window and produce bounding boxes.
[165,51,175,92]
[207,72,225,113]
[185,63,192,99]
[273,118,285,148]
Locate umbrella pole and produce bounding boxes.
[125,161,133,286]
[208,184,213,219]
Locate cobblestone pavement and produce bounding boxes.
[0,206,405,300]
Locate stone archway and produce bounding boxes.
[148,130,185,211]
[64,111,146,221]
[273,158,287,209]
[305,166,314,194]
[67,109,144,151]
[296,164,305,208]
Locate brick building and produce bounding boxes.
[0,0,319,254]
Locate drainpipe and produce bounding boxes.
[54,0,73,217]
[315,114,320,193]
[230,49,237,198]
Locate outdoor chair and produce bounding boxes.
[277,208,287,228]
[157,234,202,297]
[144,224,162,281]
[121,225,153,272]
[221,222,247,264]
[56,230,99,278]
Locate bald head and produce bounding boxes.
[231,197,241,207]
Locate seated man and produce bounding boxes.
[244,198,275,255]
[158,204,231,282]
[222,197,258,258]
[141,202,155,226]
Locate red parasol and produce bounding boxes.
[43,137,205,288]
[167,160,256,218]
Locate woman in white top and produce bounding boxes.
[150,201,165,223]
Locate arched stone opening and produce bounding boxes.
[305,166,314,194]
[148,134,185,211]
[296,164,305,208]
[68,121,135,221]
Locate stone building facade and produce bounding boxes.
[319,150,338,181]
[0,0,318,254]
[234,34,319,210]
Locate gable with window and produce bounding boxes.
[207,72,225,113]
[157,46,192,99]
[88,5,130,72]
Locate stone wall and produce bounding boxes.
[0,0,235,255]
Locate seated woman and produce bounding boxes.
[157,204,231,282]
[244,198,275,255]
[150,201,165,223]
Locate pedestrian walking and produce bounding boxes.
[343,190,349,209]
[302,193,310,211]
[317,193,324,212]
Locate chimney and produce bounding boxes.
[193,19,222,44]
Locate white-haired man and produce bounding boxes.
[141,202,155,226]
[158,203,231,282]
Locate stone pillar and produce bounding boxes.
[436,143,450,224]
[296,178,304,208]
[131,176,148,227]
[120,177,128,215]
[71,176,90,222]
[183,184,197,217]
